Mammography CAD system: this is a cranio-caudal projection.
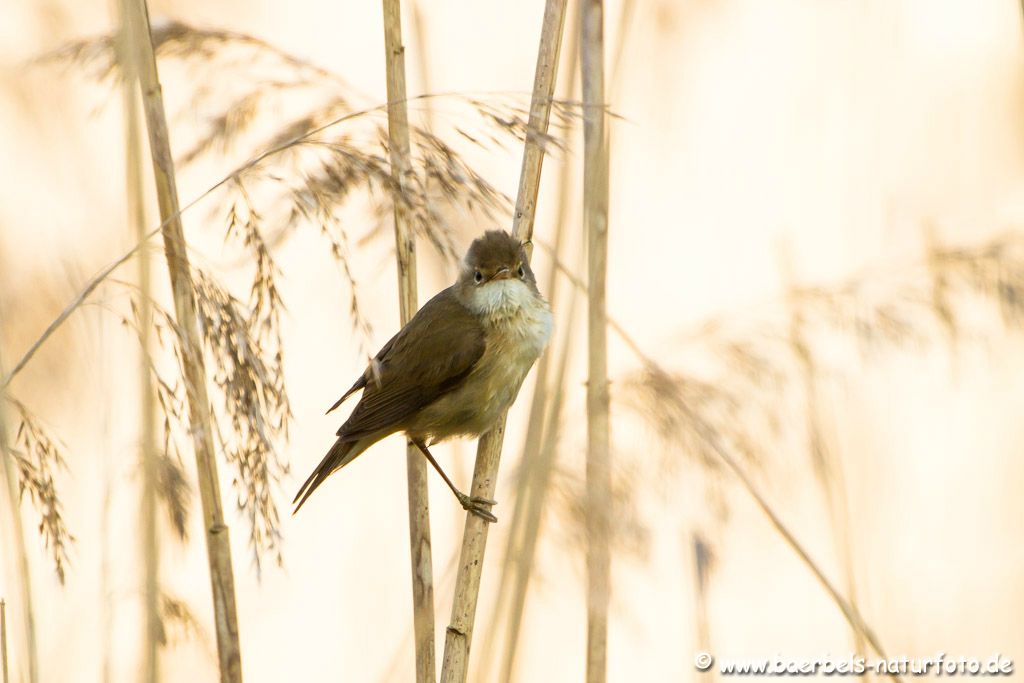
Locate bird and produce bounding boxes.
[292,229,553,522]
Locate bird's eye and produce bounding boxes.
[474,270,483,284]
[517,265,526,279]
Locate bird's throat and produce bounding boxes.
[466,279,546,324]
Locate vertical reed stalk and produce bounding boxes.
[439,1,568,680]
[0,347,37,683]
[490,1,638,671]
[381,2,437,681]
[498,283,578,683]
[581,0,611,680]
[115,6,160,679]
[119,2,242,680]
[1,599,8,683]
[486,7,580,656]
[487,239,568,681]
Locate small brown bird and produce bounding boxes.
[293,230,553,522]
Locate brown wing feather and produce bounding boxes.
[325,328,403,414]
[326,375,366,414]
[336,286,485,441]
[291,437,355,512]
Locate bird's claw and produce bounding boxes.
[457,492,498,523]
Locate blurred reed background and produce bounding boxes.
[2,0,1024,681]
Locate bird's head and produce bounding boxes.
[457,230,541,317]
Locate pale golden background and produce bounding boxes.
[1,0,1023,681]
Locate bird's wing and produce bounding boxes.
[325,378,365,414]
[325,328,403,414]
[335,287,485,441]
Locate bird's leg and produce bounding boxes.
[411,438,497,523]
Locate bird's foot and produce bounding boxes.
[456,491,498,523]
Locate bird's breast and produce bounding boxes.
[410,289,552,441]
[464,293,552,425]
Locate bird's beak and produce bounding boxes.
[490,267,512,281]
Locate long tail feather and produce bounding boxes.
[292,438,361,513]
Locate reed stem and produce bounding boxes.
[381,2,437,680]
[0,598,7,683]
[119,1,242,679]
[581,0,611,679]
[114,5,161,678]
[439,1,568,680]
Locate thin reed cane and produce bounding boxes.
[581,0,611,679]
[486,6,580,665]
[119,1,242,679]
[439,1,568,680]
[498,281,578,683]
[0,598,7,683]
[114,5,161,679]
[381,2,437,681]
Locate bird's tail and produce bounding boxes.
[292,437,364,513]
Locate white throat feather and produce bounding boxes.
[466,279,541,322]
